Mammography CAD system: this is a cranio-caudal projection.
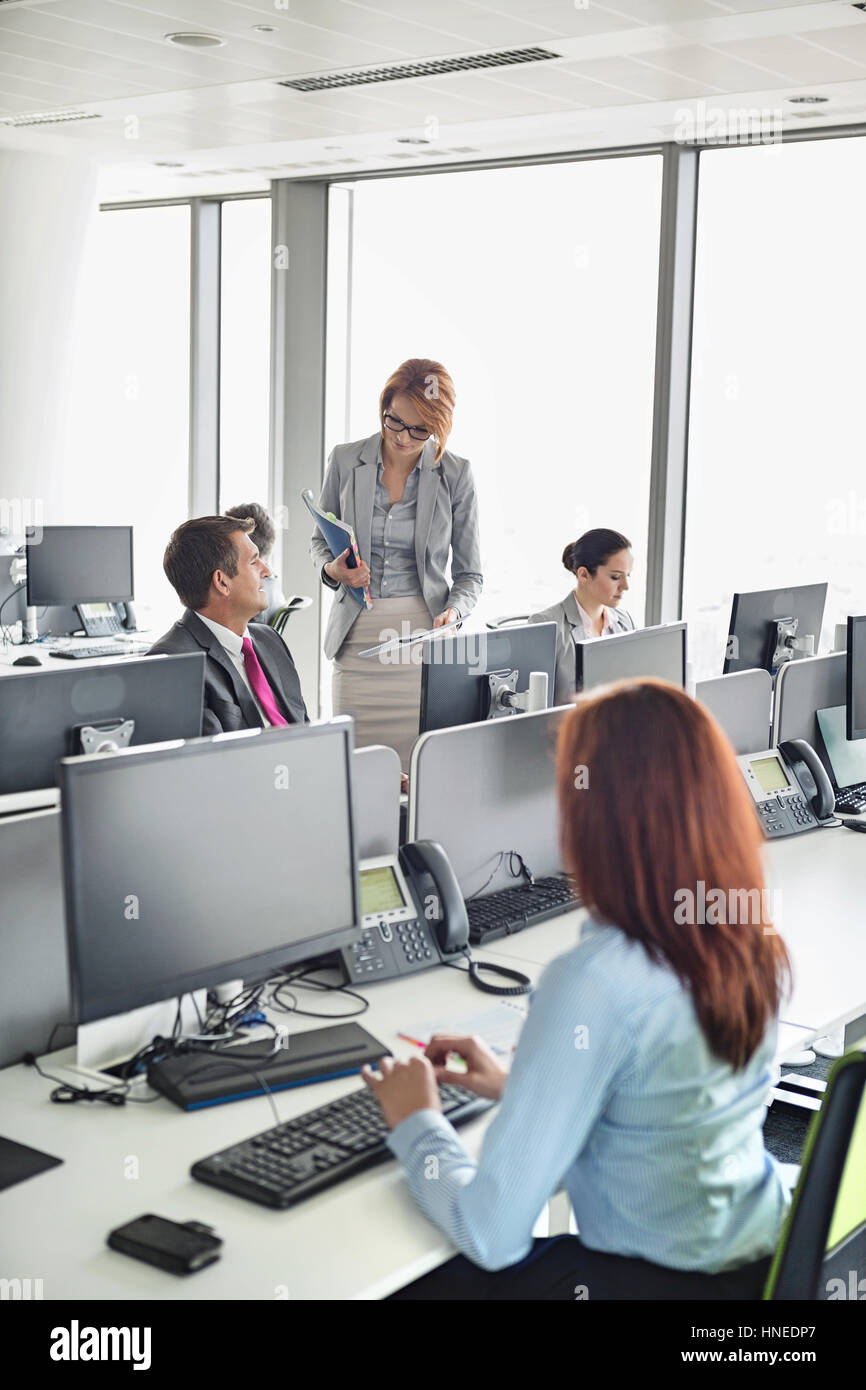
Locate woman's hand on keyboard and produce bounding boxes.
[425,1034,508,1102]
[361,1055,441,1129]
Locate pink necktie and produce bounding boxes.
[241,636,289,727]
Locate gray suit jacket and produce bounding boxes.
[528,592,636,706]
[311,433,483,660]
[148,609,308,735]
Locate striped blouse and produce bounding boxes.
[387,917,790,1273]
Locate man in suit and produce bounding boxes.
[149,515,308,734]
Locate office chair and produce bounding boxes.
[268,595,313,637]
[764,1049,866,1300]
[485,614,530,631]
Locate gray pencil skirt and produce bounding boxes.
[332,595,433,773]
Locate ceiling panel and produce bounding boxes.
[562,54,721,99]
[714,34,866,84]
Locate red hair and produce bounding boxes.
[379,358,455,462]
[556,679,791,1068]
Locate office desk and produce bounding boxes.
[0,634,152,675]
[0,949,530,1303]
[483,827,866,1044]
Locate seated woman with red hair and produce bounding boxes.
[364,679,793,1299]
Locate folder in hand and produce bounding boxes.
[302,489,373,610]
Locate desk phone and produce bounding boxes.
[737,739,836,838]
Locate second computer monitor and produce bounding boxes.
[419,623,556,734]
[0,653,205,795]
[60,719,361,1024]
[724,583,827,675]
[574,622,687,694]
[26,526,134,607]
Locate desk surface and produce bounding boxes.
[0,634,153,674]
[0,949,527,1303]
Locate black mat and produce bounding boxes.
[763,1054,833,1165]
[0,1135,63,1192]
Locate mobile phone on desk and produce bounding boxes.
[107,1214,222,1275]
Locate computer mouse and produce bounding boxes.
[12,654,42,666]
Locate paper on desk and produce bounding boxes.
[406,1000,529,1059]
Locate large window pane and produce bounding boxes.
[66,206,190,635]
[219,197,272,516]
[684,137,866,680]
[328,158,662,630]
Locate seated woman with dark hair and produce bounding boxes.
[363,680,793,1300]
[529,528,635,706]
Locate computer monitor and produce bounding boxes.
[724,584,827,675]
[25,526,134,606]
[575,622,687,693]
[59,719,360,1024]
[0,654,205,796]
[419,623,556,734]
[846,615,866,741]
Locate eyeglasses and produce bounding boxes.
[383,411,430,443]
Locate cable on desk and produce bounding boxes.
[268,966,370,1020]
[465,849,535,901]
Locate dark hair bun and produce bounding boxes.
[562,528,632,577]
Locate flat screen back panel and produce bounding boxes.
[420,624,556,733]
[774,653,846,749]
[724,584,827,675]
[409,706,570,899]
[576,622,687,692]
[0,653,206,795]
[26,526,134,606]
[695,669,773,754]
[60,721,360,1023]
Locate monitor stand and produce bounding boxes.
[73,991,207,1078]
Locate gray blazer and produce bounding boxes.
[311,433,483,660]
[528,591,635,706]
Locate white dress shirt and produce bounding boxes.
[195,612,275,727]
[576,597,617,638]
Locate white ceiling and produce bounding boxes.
[0,0,865,198]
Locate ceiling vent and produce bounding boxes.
[278,46,560,93]
[0,110,101,126]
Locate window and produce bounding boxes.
[684,137,866,680]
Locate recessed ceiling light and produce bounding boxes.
[787,95,829,104]
[165,32,225,48]
[396,136,431,145]
[154,160,184,167]
[252,24,276,33]
[790,110,827,119]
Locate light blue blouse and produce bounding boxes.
[387,917,789,1273]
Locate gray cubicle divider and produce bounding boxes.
[695,669,773,754]
[0,808,71,1069]
[773,653,846,748]
[408,706,570,899]
[352,744,402,860]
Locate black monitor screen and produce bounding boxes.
[575,622,687,693]
[724,584,827,675]
[847,615,866,742]
[420,623,557,733]
[60,720,360,1023]
[26,526,134,605]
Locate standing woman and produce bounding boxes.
[311,359,483,770]
[529,528,636,706]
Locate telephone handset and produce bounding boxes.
[738,740,837,838]
[341,841,530,995]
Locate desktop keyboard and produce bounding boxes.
[191,1082,491,1209]
[834,782,866,815]
[466,875,580,945]
[49,644,151,660]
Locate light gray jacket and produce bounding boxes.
[311,433,483,660]
[529,591,635,706]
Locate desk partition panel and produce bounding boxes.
[695,669,773,754]
[773,654,846,749]
[408,707,570,900]
[352,745,402,860]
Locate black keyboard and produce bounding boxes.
[834,782,866,815]
[50,644,150,660]
[191,1082,492,1209]
[466,875,580,945]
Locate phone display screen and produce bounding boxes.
[360,865,405,916]
[79,602,115,620]
[751,756,791,795]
